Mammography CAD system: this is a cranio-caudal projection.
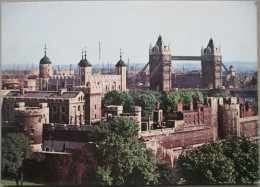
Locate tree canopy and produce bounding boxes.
[104,90,203,117]
[155,162,181,185]
[48,147,97,185]
[2,133,34,186]
[103,90,158,117]
[160,91,203,115]
[95,117,158,185]
[177,136,259,185]
[212,93,229,97]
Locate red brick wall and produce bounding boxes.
[160,126,216,149]
[240,120,258,138]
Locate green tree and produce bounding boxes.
[212,93,228,97]
[160,92,181,114]
[113,92,134,113]
[155,162,181,185]
[160,91,203,115]
[95,117,158,185]
[134,92,157,117]
[222,136,259,184]
[178,136,259,185]
[2,133,33,186]
[104,90,120,105]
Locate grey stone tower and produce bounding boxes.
[149,35,172,92]
[201,38,222,89]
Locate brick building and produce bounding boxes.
[2,89,85,125]
[172,70,201,88]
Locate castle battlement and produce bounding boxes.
[43,123,96,132]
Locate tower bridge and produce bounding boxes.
[133,35,237,92]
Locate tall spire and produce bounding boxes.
[119,48,123,60]
[44,44,47,56]
[84,46,87,60]
[81,48,84,59]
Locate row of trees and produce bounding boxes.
[2,119,258,185]
[104,90,203,117]
[178,135,259,185]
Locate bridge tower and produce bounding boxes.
[201,38,222,89]
[149,35,172,92]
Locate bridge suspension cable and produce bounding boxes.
[127,62,149,84]
[221,62,244,85]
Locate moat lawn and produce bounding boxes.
[1,179,43,186]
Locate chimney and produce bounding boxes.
[177,102,183,112]
[59,88,67,96]
[238,97,243,104]
[189,101,193,111]
[20,88,25,95]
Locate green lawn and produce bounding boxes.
[1,179,43,186]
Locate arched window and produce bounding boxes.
[45,147,50,151]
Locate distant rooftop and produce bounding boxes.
[6,91,81,99]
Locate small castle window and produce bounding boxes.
[38,118,41,123]
[106,86,108,90]
[45,147,50,151]
[119,85,121,89]
[78,106,80,111]
[62,106,66,112]
[95,105,96,110]
[83,105,85,111]
[95,114,97,119]
[78,97,80,101]
[30,128,34,134]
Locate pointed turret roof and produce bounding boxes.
[78,47,92,67]
[115,48,126,67]
[207,38,215,51]
[40,44,52,64]
[155,35,164,52]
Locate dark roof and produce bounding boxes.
[207,38,214,51]
[156,35,163,47]
[115,59,126,67]
[78,58,92,67]
[6,91,80,99]
[40,55,52,64]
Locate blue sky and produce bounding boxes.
[1,1,257,66]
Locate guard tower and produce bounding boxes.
[201,38,222,89]
[149,35,171,92]
[78,48,92,86]
[39,45,53,91]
